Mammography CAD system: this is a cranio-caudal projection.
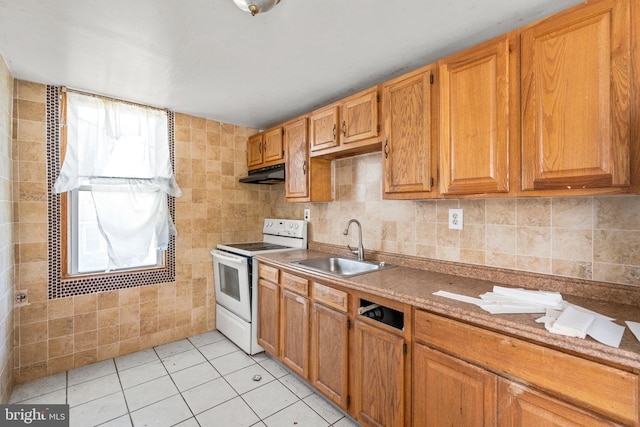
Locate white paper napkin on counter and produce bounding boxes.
[538,305,625,348]
[625,321,640,342]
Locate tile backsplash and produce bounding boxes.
[271,153,640,287]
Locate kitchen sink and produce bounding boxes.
[290,257,394,278]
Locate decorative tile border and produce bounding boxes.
[46,86,176,299]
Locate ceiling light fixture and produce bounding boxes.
[233,0,281,16]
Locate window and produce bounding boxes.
[54,89,181,278]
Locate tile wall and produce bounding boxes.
[12,80,269,385]
[271,153,640,287]
[0,55,14,402]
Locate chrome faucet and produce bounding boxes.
[343,219,365,261]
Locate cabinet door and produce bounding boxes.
[354,319,405,427]
[284,117,310,199]
[247,133,264,169]
[521,0,630,192]
[263,127,284,164]
[342,89,378,145]
[439,35,513,195]
[498,379,623,427]
[382,66,435,198]
[280,289,310,379]
[413,344,497,427]
[257,278,279,355]
[310,106,339,152]
[310,303,349,409]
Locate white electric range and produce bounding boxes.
[211,218,307,354]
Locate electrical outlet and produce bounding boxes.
[448,208,463,230]
[304,209,310,221]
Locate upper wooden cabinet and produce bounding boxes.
[247,126,284,170]
[284,116,333,203]
[382,65,437,199]
[310,87,381,159]
[520,0,631,193]
[438,34,517,196]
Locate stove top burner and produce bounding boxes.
[223,242,290,252]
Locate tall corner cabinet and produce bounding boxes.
[520,0,631,194]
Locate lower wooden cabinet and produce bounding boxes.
[353,318,406,427]
[310,302,349,409]
[280,288,310,379]
[413,343,497,427]
[498,379,623,427]
[414,309,639,427]
[257,278,279,355]
[257,262,639,427]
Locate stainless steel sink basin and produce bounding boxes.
[290,257,394,277]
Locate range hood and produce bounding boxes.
[239,163,285,184]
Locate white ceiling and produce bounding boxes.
[0,0,583,129]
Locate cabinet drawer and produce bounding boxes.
[258,263,279,283]
[414,310,639,426]
[281,272,309,296]
[313,282,348,312]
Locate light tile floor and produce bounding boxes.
[9,331,361,427]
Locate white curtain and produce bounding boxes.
[54,91,181,270]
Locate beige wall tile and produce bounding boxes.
[97,308,119,329]
[486,225,516,254]
[516,255,551,274]
[594,230,640,265]
[48,317,73,339]
[74,294,97,315]
[552,197,593,229]
[47,355,74,375]
[48,298,73,319]
[552,259,593,280]
[517,227,551,258]
[595,196,640,230]
[48,336,73,358]
[485,198,516,225]
[20,341,47,365]
[552,228,592,262]
[97,291,119,310]
[593,263,640,286]
[16,80,45,102]
[19,321,47,345]
[74,312,97,333]
[517,198,551,227]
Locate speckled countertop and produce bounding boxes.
[256,247,640,371]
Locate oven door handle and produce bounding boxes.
[212,250,247,265]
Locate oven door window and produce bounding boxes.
[212,250,251,322]
[219,264,241,301]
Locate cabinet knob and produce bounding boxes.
[384,139,389,159]
[342,121,346,137]
[302,160,307,175]
[333,123,337,141]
